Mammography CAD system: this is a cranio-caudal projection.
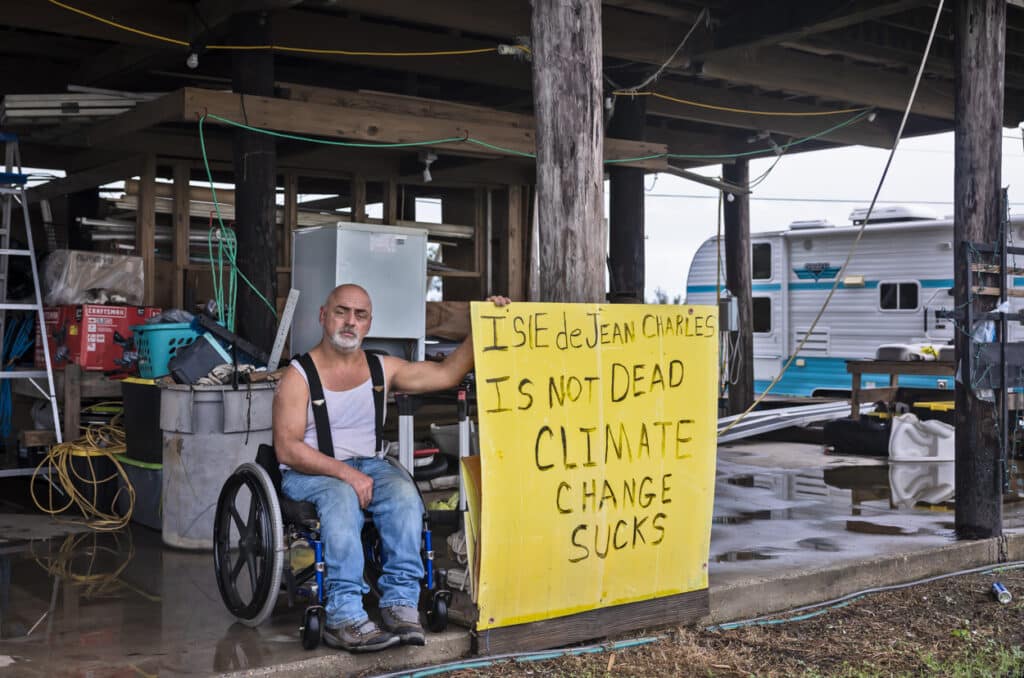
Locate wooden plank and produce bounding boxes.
[700,46,954,119]
[708,0,932,55]
[172,163,190,309]
[382,179,398,225]
[63,364,82,442]
[971,263,1024,275]
[26,155,143,204]
[137,155,157,306]
[972,286,1024,297]
[19,430,56,448]
[181,88,667,170]
[846,360,956,377]
[472,589,709,655]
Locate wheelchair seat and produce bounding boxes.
[255,443,320,530]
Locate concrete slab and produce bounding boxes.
[0,441,1021,676]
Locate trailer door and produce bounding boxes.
[751,239,785,384]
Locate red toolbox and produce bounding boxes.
[35,305,161,371]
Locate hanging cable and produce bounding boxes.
[613,8,709,93]
[45,0,525,58]
[720,0,947,437]
[614,91,869,117]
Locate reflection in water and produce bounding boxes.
[889,461,955,509]
[797,537,840,552]
[714,550,775,562]
[214,623,267,672]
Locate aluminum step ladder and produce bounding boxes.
[0,133,62,471]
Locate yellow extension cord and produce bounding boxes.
[30,422,136,532]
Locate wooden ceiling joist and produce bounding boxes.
[178,87,668,169]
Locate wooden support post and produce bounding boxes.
[954,0,1006,539]
[283,172,298,268]
[172,163,190,309]
[506,185,525,300]
[231,11,278,349]
[137,155,156,306]
[441,188,485,300]
[63,363,82,442]
[352,175,367,222]
[382,178,398,225]
[607,95,646,303]
[531,0,604,302]
[723,159,754,415]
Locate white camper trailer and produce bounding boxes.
[685,206,1024,396]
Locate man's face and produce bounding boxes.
[320,286,372,352]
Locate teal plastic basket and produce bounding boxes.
[132,323,200,378]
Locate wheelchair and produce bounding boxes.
[212,443,451,650]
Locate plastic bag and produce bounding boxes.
[43,250,144,305]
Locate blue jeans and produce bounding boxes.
[281,458,424,627]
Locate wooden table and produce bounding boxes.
[846,359,956,419]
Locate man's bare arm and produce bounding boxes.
[388,296,511,394]
[273,367,374,507]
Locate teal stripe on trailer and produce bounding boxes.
[920,279,954,288]
[754,356,956,397]
[687,283,781,294]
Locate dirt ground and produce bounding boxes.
[443,567,1024,677]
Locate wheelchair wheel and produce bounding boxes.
[214,462,284,627]
[427,594,448,632]
[300,605,324,650]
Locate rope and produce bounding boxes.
[720,0,946,437]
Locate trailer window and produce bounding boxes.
[752,243,772,280]
[879,282,919,310]
[752,297,772,332]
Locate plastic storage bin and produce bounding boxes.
[133,323,200,378]
[115,455,162,530]
[160,382,275,549]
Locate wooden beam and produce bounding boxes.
[137,155,157,306]
[707,0,933,55]
[700,46,954,118]
[172,162,190,309]
[507,185,525,301]
[638,79,896,148]
[26,155,143,204]
[953,0,1005,540]
[181,88,667,169]
[607,95,646,303]
[663,165,750,194]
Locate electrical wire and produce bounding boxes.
[30,423,135,532]
[614,90,870,117]
[719,0,946,437]
[45,0,527,58]
[611,8,709,93]
[368,634,665,678]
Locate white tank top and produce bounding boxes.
[288,356,384,462]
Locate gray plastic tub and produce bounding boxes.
[160,382,275,549]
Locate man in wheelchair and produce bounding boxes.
[273,283,508,652]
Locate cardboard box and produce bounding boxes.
[36,305,161,371]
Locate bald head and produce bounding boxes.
[320,284,373,352]
[324,283,372,311]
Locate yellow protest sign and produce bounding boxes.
[469,302,718,630]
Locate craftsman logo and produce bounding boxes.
[794,263,840,281]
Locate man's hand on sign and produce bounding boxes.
[486,295,512,307]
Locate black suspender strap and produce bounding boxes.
[297,352,335,458]
[297,351,386,458]
[365,351,386,453]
